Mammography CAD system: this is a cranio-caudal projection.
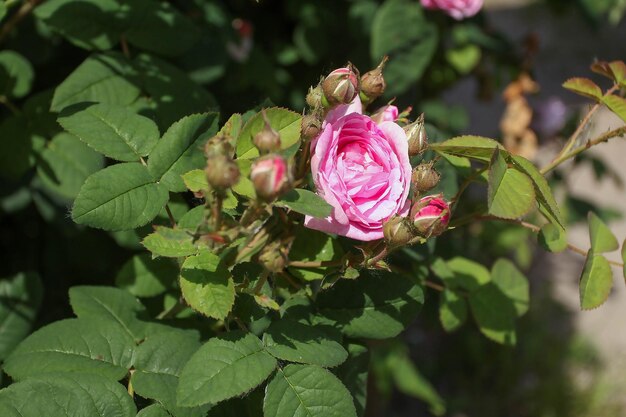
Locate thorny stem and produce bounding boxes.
[212,193,223,231]
[164,205,177,228]
[288,259,343,268]
[297,140,311,179]
[253,270,270,294]
[0,0,44,44]
[120,35,131,58]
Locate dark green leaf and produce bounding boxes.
[0,50,34,98]
[438,289,467,332]
[236,107,302,159]
[334,343,369,417]
[443,257,490,291]
[287,227,343,281]
[142,226,201,258]
[275,189,333,218]
[430,136,504,161]
[538,223,567,253]
[137,405,172,417]
[469,283,517,345]
[491,259,529,317]
[488,149,535,219]
[115,254,178,297]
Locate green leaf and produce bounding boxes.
[177,331,277,407]
[445,44,481,75]
[488,149,535,219]
[0,373,137,417]
[443,257,490,291]
[0,116,41,180]
[275,189,333,218]
[430,136,504,162]
[580,252,613,310]
[439,289,467,332]
[588,211,619,253]
[370,0,438,96]
[0,272,43,360]
[287,227,343,281]
[236,107,302,159]
[72,162,169,231]
[316,270,424,339]
[0,50,34,98]
[58,103,160,161]
[143,226,200,258]
[182,169,209,193]
[51,52,140,112]
[491,259,529,317]
[179,252,235,320]
[538,223,567,253]
[137,405,172,417]
[562,77,603,100]
[69,285,148,342]
[37,132,105,199]
[263,320,347,367]
[334,343,369,417]
[0,3,6,21]
[4,318,135,381]
[469,283,517,345]
[622,239,626,283]
[511,155,565,228]
[264,364,357,417]
[34,0,123,51]
[602,94,626,123]
[148,113,219,192]
[132,330,209,417]
[116,254,177,297]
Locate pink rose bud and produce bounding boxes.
[383,215,414,248]
[371,105,399,124]
[421,0,483,20]
[411,163,440,192]
[322,66,360,106]
[301,114,322,141]
[360,56,388,103]
[404,114,428,156]
[411,195,450,237]
[250,155,292,201]
[206,155,240,190]
[253,111,281,153]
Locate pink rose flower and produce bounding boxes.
[305,101,412,241]
[421,0,483,20]
[251,155,291,201]
[371,105,399,124]
[411,195,450,237]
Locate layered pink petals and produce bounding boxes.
[421,0,483,20]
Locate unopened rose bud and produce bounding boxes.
[258,240,287,273]
[250,154,292,201]
[301,114,322,141]
[204,133,234,158]
[371,105,399,124]
[405,114,428,156]
[205,155,240,190]
[360,56,388,103]
[411,195,450,237]
[411,163,440,192]
[254,112,281,153]
[383,215,414,247]
[322,66,359,106]
[306,84,323,109]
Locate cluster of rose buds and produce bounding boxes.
[205,134,240,191]
[383,195,451,247]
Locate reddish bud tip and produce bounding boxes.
[322,67,360,106]
[404,114,428,156]
[371,105,399,124]
[411,195,450,237]
[250,154,292,201]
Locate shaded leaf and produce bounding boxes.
[538,223,567,253]
[580,252,613,310]
[0,50,34,98]
[439,289,467,332]
[236,107,301,159]
[469,283,517,345]
[275,189,332,218]
[488,149,535,219]
[143,227,200,258]
[116,254,177,297]
[430,136,504,162]
[334,343,369,417]
[563,77,603,100]
[491,259,529,317]
[588,211,619,253]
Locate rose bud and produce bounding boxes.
[205,155,240,190]
[204,133,234,158]
[383,215,414,248]
[411,195,450,237]
[258,240,287,273]
[322,66,360,106]
[411,163,440,192]
[253,111,281,153]
[250,154,292,201]
[404,114,428,156]
[301,114,322,141]
[360,56,388,103]
[371,105,399,124]
[306,84,323,109]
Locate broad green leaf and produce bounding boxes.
[0,116,41,180]
[263,320,347,367]
[562,77,603,100]
[488,149,535,219]
[580,252,613,310]
[603,94,626,123]
[608,61,626,86]
[439,289,467,332]
[182,169,209,192]
[511,155,564,228]
[204,391,264,417]
[444,257,490,291]
[132,330,208,417]
[143,227,200,258]
[51,52,140,112]
[538,223,567,253]
[137,405,172,417]
[430,136,504,161]
[218,113,243,140]
[58,103,160,161]
[370,0,438,96]
[116,254,178,297]
[0,3,5,21]
[180,252,235,320]
[4,318,135,380]
[446,44,481,75]
[34,0,123,51]
[623,239,626,282]
[275,189,333,218]
[334,343,369,417]
[316,270,424,339]
[232,159,256,199]
[69,286,148,342]
[0,373,136,417]
[264,364,357,417]
[588,211,619,253]
[469,283,517,345]
[37,132,105,199]
[0,272,43,360]
[491,259,529,316]
[177,331,277,407]
[126,0,198,57]
[0,50,34,98]
[178,205,206,230]
[72,162,169,231]
[236,107,302,159]
[287,227,343,281]
[148,113,219,192]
